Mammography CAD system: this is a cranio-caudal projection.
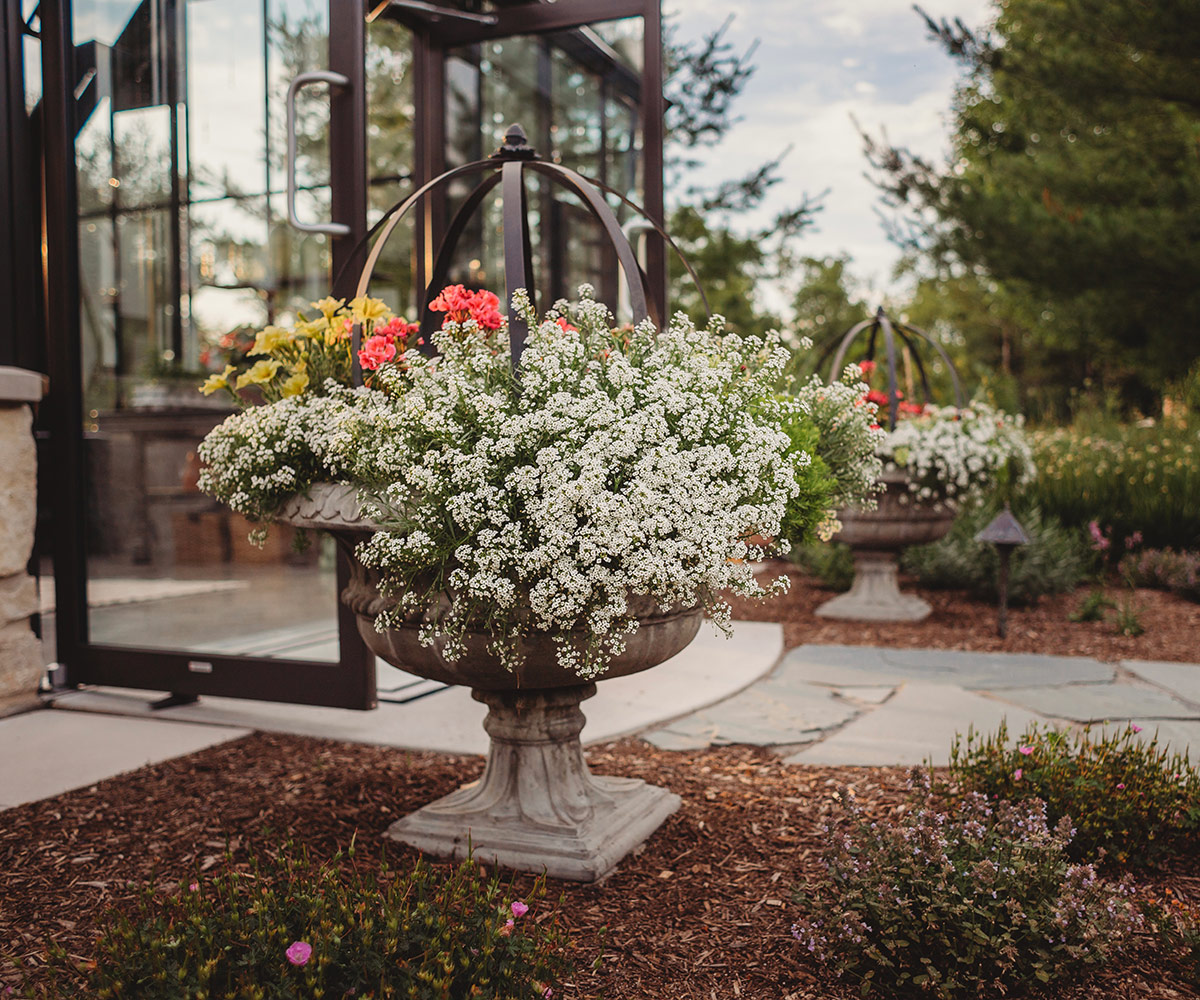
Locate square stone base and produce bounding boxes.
[386,776,681,882]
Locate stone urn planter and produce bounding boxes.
[277,484,703,881]
[815,469,956,622]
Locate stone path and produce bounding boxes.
[4,637,1200,810]
[644,645,1200,766]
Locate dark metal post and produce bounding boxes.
[41,0,90,676]
[641,0,666,323]
[976,507,1030,641]
[329,0,376,709]
[997,547,1011,639]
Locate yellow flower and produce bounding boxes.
[249,325,291,356]
[350,296,390,325]
[312,296,345,320]
[199,365,236,395]
[279,366,310,397]
[235,358,282,389]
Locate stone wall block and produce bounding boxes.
[0,405,36,577]
[0,620,42,700]
[0,572,37,624]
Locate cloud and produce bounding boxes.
[666,0,993,302]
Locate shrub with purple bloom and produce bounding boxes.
[791,768,1143,998]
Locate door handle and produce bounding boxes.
[285,70,351,236]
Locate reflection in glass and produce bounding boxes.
[444,18,645,318]
[69,0,339,660]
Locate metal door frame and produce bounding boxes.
[38,0,377,710]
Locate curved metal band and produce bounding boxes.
[526,161,649,326]
[417,171,503,351]
[348,160,501,383]
[899,318,966,410]
[582,176,713,324]
[825,316,879,381]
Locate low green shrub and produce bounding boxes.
[27,843,571,999]
[949,721,1200,868]
[901,502,1093,604]
[791,770,1143,999]
[789,539,855,591]
[1120,547,1200,602]
[1068,588,1115,623]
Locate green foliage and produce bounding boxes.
[1069,589,1115,623]
[771,400,840,546]
[792,770,1143,998]
[1028,419,1200,551]
[1112,597,1145,637]
[866,0,1200,408]
[28,845,571,999]
[949,721,1200,868]
[1120,547,1200,603]
[901,501,1092,604]
[790,540,855,591]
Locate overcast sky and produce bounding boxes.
[667,0,993,311]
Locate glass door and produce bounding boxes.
[45,0,375,708]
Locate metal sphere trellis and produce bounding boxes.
[346,122,707,383]
[814,307,968,623]
[824,306,966,429]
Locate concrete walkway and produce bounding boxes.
[3,630,1200,810]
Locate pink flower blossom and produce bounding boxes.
[498,919,514,937]
[1014,768,1023,781]
[358,334,397,370]
[1018,745,1034,756]
[1087,520,1111,551]
[511,900,529,918]
[188,882,199,892]
[286,941,313,966]
[1116,783,1126,790]
[1131,724,1143,733]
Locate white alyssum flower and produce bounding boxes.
[880,401,1034,505]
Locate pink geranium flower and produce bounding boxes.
[286,941,312,966]
[1014,768,1023,781]
[1018,745,1034,756]
[511,900,529,918]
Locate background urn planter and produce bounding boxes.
[277,483,702,881]
[815,468,956,622]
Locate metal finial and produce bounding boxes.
[490,123,537,160]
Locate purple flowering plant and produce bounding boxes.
[792,768,1143,998]
[949,720,1200,868]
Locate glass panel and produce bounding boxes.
[365,17,416,317]
[444,17,644,317]
[64,0,341,661]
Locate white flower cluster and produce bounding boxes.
[199,288,823,679]
[880,401,1035,505]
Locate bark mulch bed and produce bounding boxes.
[729,562,1200,663]
[2,732,1199,999]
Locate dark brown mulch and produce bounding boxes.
[2,732,1198,999]
[727,562,1200,664]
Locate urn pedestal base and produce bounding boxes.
[385,684,681,882]
[815,550,932,622]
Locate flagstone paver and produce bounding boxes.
[1121,660,1200,707]
[780,644,1114,690]
[783,683,1044,767]
[994,682,1199,723]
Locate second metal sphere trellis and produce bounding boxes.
[347,123,708,384]
[824,306,966,429]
